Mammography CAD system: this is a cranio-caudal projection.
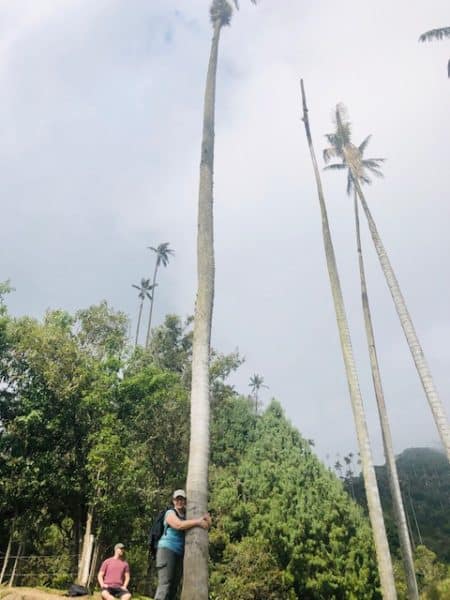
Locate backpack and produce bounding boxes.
[148,506,171,559]
[67,584,89,597]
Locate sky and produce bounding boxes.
[1,0,449,465]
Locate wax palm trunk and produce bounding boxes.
[145,261,159,348]
[351,176,450,461]
[135,299,144,347]
[300,81,397,599]
[354,193,418,599]
[181,19,221,600]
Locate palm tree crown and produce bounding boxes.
[210,0,256,28]
[145,242,174,347]
[418,26,450,77]
[132,277,154,301]
[147,242,175,268]
[249,373,266,394]
[323,104,385,193]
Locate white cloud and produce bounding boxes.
[1,0,449,463]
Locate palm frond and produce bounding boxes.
[324,162,347,171]
[419,27,450,42]
[323,147,339,163]
[334,103,352,145]
[358,135,372,154]
[346,172,354,196]
[360,174,372,186]
[363,158,385,170]
[367,168,384,178]
[324,133,339,146]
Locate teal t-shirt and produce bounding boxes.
[157,509,185,556]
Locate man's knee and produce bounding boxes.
[121,594,131,600]
[101,591,113,600]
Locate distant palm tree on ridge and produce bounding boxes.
[132,278,154,347]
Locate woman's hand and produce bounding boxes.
[197,513,212,529]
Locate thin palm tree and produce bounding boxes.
[419,27,450,77]
[324,121,419,599]
[300,81,397,599]
[132,278,154,347]
[249,373,268,414]
[182,2,256,599]
[145,242,174,348]
[326,104,450,462]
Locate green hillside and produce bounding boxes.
[348,447,450,563]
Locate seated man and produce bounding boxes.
[98,543,131,600]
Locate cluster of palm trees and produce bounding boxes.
[301,83,450,598]
[180,2,448,599]
[131,242,174,348]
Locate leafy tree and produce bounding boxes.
[210,401,382,599]
[145,242,174,347]
[418,27,450,77]
[0,313,93,563]
[75,301,129,362]
[182,2,259,597]
[147,314,193,379]
[324,111,418,599]
[324,103,450,462]
[300,81,396,598]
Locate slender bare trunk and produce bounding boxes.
[181,20,221,600]
[87,537,100,589]
[77,508,94,587]
[406,483,423,545]
[8,543,22,588]
[300,80,397,599]
[0,532,12,584]
[354,193,418,599]
[145,261,159,348]
[135,299,144,347]
[352,178,450,461]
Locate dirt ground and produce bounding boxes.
[0,588,101,600]
[0,588,151,600]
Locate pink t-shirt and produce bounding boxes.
[100,557,130,588]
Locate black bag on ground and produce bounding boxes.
[68,584,89,596]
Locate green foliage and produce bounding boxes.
[147,314,192,377]
[347,448,450,563]
[0,279,14,313]
[0,305,384,597]
[209,401,381,599]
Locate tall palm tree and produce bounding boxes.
[325,104,450,462]
[419,27,450,77]
[132,278,153,347]
[182,2,256,599]
[249,373,268,414]
[300,81,397,599]
[324,122,419,599]
[145,242,174,348]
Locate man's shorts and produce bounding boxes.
[102,588,129,598]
